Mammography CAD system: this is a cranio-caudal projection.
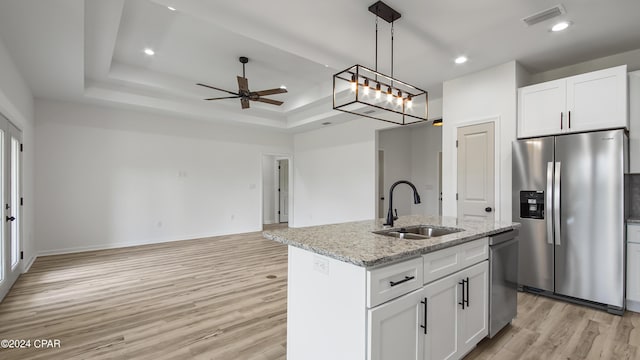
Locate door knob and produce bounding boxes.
[6,216,15,222]
[485,207,493,213]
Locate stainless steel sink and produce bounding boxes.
[372,225,464,240]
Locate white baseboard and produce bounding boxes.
[37,229,263,257]
[23,255,37,272]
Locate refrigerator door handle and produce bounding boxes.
[546,162,554,245]
[554,162,561,246]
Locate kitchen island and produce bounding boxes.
[263,215,519,360]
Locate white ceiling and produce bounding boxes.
[1,0,640,131]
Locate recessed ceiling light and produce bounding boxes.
[551,21,570,32]
[167,6,176,11]
[280,85,287,90]
[454,56,468,64]
[325,64,329,68]
[144,48,155,56]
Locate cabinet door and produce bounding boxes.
[518,79,566,138]
[627,244,640,303]
[422,272,460,360]
[368,288,424,360]
[566,65,627,133]
[629,71,640,173]
[458,261,489,355]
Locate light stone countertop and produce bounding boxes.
[263,215,520,268]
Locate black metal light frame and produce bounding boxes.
[332,1,429,126]
[333,64,428,125]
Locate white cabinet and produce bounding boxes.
[286,237,493,360]
[517,65,628,139]
[518,79,566,138]
[627,224,640,312]
[629,71,640,173]
[423,261,488,360]
[368,288,424,360]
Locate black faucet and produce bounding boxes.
[384,180,421,227]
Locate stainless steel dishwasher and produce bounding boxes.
[488,229,519,338]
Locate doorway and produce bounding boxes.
[0,113,22,302]
[277,159,289,223]
[456,122,495,221]
[261,154,291,228]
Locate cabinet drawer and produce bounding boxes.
[423,238,488,284]
[367,257,423,308]
[460,237,489,269]
[629,224,640,244]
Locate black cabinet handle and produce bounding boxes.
[458,279,466,309]
[568,111,571,128]
[465,277,470,307]
[389,275,415,287]
[560,112,563,130]
[420,297,428,334]
[6,216,15,222]
[485,207,492,213]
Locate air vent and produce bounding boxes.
[522,4,565,26]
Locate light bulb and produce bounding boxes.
[386,87,393,102]
[363,79,370,95]
[407,96,413,109]
[350,74,356,92]
[397,97,403,106]
[375,83,381,99]
[551,21,570,32]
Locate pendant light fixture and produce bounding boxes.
[332,1,428,125]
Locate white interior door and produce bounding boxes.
[278,159,289,223]
[457,122,495,221]
[0,114,22,302]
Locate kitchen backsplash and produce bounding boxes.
[630,174,640,219]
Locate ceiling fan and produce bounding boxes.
[197,56,287,109]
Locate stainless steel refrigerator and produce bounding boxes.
[512,129,628,314]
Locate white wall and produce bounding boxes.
[35,99,293,254]
[528,48,640,84]
[293,118,391,227]
[410,125,442,216]
[379,127,412,217]
[378,124,442,218]
[442,61,523,222]
[0,34,36,269]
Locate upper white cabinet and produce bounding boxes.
[518,79,566,138]
[518,65,628,138]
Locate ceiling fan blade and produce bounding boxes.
[252,88,288,96]
[205,96,241,101]
[241,98,250,109]
[196,83,238,96]
[255,97,284,106]
[237,76,249,92]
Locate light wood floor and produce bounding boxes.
[1,225,639,359]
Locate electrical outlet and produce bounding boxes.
[313,256,329,275]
